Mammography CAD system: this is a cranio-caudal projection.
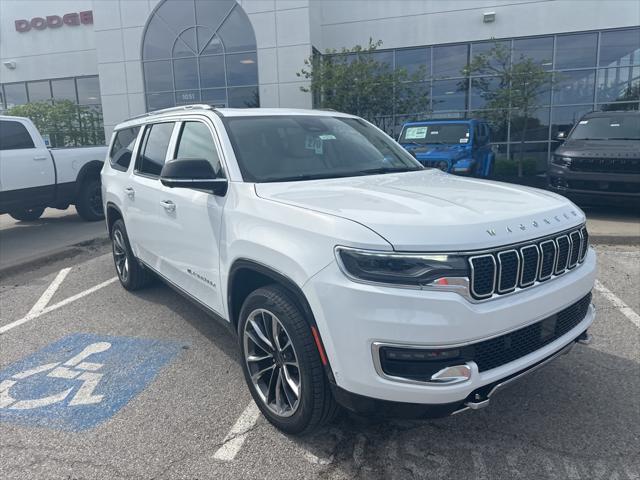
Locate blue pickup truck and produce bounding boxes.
[398,119,494,177]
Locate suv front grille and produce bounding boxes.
[569,157,640,174]
[469,225,588,300]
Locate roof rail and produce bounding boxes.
[126,104,214,121]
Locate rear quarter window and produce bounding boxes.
[109,127,140,171]
[0,120,35,151]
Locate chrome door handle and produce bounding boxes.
[160,200,176,212]
[33,155,48,161]
[124,187,135,199]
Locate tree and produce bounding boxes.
[601,83,640,111]
[7,100,105,147]
[297,39,429,124]
[464,42,553,177]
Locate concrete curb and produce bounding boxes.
[0,236,111,278]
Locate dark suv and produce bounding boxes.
[548,110,640,206]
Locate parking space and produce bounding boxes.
[0,245,638,480]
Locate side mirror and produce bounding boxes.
[556,131,567,141]
[160,158,228,196]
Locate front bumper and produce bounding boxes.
[303,248,596,406]
[548,165,640,199]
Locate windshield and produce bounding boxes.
[569,115,640,140]
[400,123,470,145]
[224,116,423,183]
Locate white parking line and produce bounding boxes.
[0,270,117,335]
[595,280,640,329]
[213,401,260,461]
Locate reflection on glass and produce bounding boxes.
[551,105,592,137]
[146,92,175,110]
[226,52,258,86]
[27,81,52,102]
[52,79,77,102]
[432,79,467,111]
[173,57,199,90]
[76,77,101,105]
[228,86,259,108]
[553,70,595,104]
[433,44,468,78]
[3,83,28,108]
[597,66,640,104]
[509,108,550,142]
[141,0,258,110]
[599,28,640,67]
[199,56,226,88]
[555,33,597,69]
[513,36,553,68]
[470,77,502,109]
[395,48,429,77]
[217,6,256,53]
[471,41,510,71]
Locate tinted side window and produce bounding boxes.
[174,122,223,177]
[137,123,174,177]
[109,127,140,171]
[0,120,35,150]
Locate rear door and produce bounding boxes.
[151,118,227,314]
[0,119,55,211]
[125,121,176,267]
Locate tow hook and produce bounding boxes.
[577,331,593,345]
[464,393,490,410]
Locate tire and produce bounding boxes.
[9,207,45,222]
[238,285,338,435]
[76,178,104,221]
[111,219,154,291]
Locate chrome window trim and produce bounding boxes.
[555,235,570,274]
[469,254,497,299]
[496,249,520,293]
[538,240,557,281]
[568,230,581,269]
[579,226,589,262]
[519,244,540,287]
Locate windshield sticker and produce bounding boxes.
[405,127,428,139]
[459,138,469,143]
[430,131,439,135]
[610,123,620,127]
[319,134,336,140]
[579,120,589,125]
[465,132,470,137]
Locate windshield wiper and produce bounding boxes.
[352,166,423,176]
[603,137,639,140]
[260,166,422,183]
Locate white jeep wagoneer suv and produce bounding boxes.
[102,105,596,434]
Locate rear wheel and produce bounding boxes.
[111,219,153,290]
[239,285,338,434]
[9,207,45,222]
[76,179,104,221]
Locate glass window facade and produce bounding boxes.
[141,0,259,110]
[323,27,639,184]
[0,76,104,147]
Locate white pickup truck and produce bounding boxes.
[0,115,108,221]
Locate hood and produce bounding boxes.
[556,139,640,159]
[407,144,470,162]
[255,170,585,251]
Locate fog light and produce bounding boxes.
[383,347,460,361]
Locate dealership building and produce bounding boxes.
[0,0,638,170]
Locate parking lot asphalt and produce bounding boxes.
[0,244,638,480]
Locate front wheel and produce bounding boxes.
[111,219,153,291]
[76,179,104,221]
[239,285,338,434]
[9,207,45,222]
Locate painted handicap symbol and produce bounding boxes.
[0,342,111,410]
[0,333,183,431]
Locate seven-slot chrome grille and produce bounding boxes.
[469,225,589,300]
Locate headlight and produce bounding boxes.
[335,247,469,287]
[552,155,572,167]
